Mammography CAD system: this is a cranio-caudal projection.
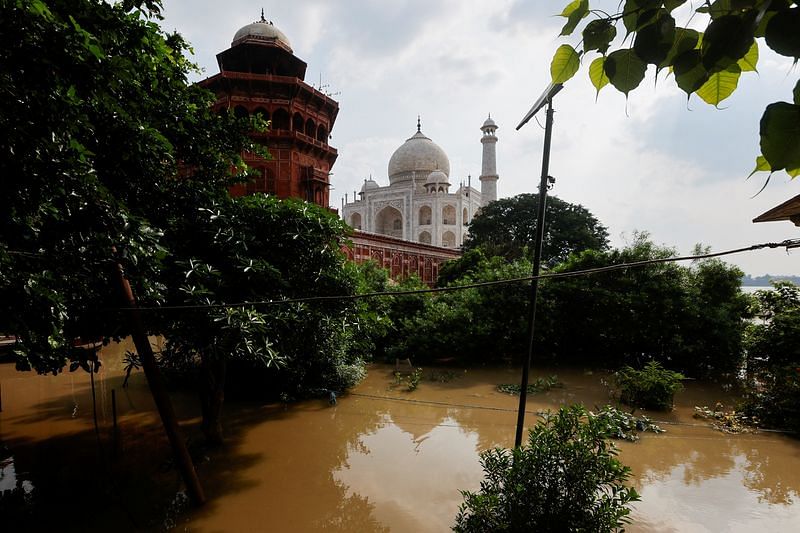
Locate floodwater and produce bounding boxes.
[1,343,799,532]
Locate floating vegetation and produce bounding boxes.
[393,368,424,392]
[693,404,760,434]
[589,405,665,442]
[497,375,563,395]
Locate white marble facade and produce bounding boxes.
[342,116,499,248]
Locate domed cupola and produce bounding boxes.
[216,11,306,79]
[359,176,380,197]
[387,117,451,187]
[424,169,449,194]
[232,10,292,52]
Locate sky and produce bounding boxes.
[159,0,799,276]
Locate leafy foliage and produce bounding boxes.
[0,0,254,375]
[463,193,610,264]
[591,405,665,441]
[541,235,749,377]
[496,375,563,395]
[614,361,685,411]
[742,282,800,433]
[453,405,639,533]
[390,256,532,364]
[550,0,800,179]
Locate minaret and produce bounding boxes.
[479,114,499,204]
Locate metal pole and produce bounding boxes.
[514,99,555,448]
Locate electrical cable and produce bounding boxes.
[118,238,799,313]
[346,391,797,434]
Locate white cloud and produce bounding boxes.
[161,0,800,276]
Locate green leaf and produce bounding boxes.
[760,102,800,172]
[673,50,709,94]
[634,10,676,65]
[788,165,800,178]
[696,64,742,106]
[737,40,759,72]
[604,49,647,96]
[664,0,688,11]
[559,0,590,36]
[660,27,700,69]
[748,155,771,178]
[794,79,800,105]
[765,8,800,58]
[702,15,756,72]
[622,0,661,34]
[550,44,581,84]
[708,0,733,19]
[589,56,610,95]
[583,19,616,54]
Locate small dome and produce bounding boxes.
[481,115,497,130]
[233,14,292,51]
[361,178,379,192]
[388,128,450,186]
[425,169,449,185]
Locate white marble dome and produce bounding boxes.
[425,169,449,185]
[361,178,379,192]
[388,130,450,186]
[233,16,292,51]
[482,115,497,129]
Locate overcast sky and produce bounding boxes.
[160,0,799,276]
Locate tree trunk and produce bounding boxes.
[199,356,227,447]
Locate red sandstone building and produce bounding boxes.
[200,14,460,284]
[198,13,338,206]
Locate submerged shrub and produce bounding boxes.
[615,361,685,411]
[453,405,639,533]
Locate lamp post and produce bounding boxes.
[513,82,563,448]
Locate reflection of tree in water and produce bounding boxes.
[312,485,389,532]
[627,429,800,507]
[739,444,800,506]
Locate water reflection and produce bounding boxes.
[2,351,800,532]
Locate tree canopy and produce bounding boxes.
[463,193,609,264]
[550,0,800,181]
[0,0,254,374]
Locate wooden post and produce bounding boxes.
[111,388,118,456]
[113,262,206,506]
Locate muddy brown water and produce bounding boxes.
[1,341,799,532]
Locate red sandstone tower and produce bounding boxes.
[199,12,339,207]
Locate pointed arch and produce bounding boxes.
[442,205,456,225]
[442,231,456,248]
[419,205,432,225]
[351,212,362,230]
[375,206,403,238]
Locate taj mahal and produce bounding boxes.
[342,116,500,248]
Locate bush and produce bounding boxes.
[454,405,639,533]
[615,361,685,411]
[541,235,749,377]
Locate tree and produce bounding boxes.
[540,233,749,376]
[453,406,639,532]
[550,0,800,180]
[0,0,254,375]
[157,195,366,444]
[0,0,375,447]
[742,282,800,432]
[463,193,609,263]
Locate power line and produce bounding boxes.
[124,239,799,312]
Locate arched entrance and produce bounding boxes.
[375,206,403,238]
